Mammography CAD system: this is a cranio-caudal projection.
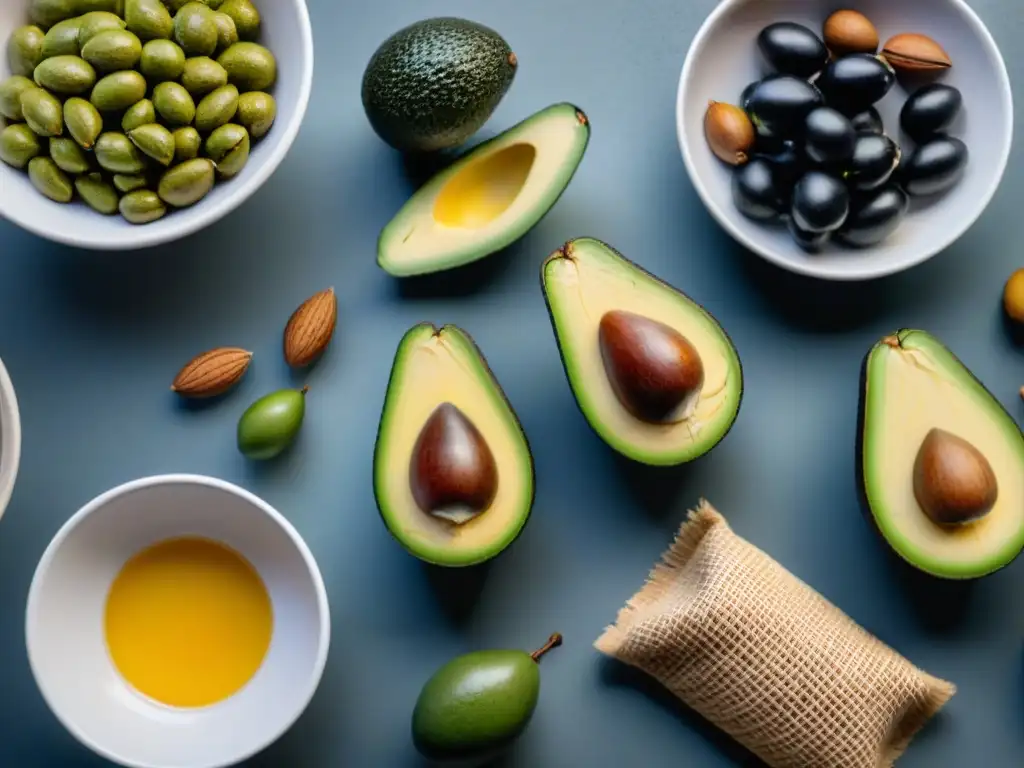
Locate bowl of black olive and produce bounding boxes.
[678,0,1012,280]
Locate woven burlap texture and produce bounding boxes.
[595,500,955,768]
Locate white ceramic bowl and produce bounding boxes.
[0,1,313,250]
[25,474,330,768]
[678,0,1013,281]
[0,355,21,521]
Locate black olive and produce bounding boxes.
[732,158,785,221]
[788,217,831,251]
[899,135,968,196]
[804,107,856,165]
[757,22,829,78]
[899,84,963,142]
[815,53,896,115]
[743,75,824,140]
[843,133,901,190]
[753,139,805,188]
[849,107,884,134]
[837,185,910,247]
[791,171,850,232]
[740,80,759,107]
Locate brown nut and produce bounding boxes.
[703,101,755,166]
[823,10,879,56]
[881,33,952,72]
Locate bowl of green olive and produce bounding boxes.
[0,0,313,250]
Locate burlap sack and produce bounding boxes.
[595,500,955,768]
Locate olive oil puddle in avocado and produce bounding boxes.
[104,536,274,709]
[433,143,536,228]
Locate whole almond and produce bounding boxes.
[284,287,338,368]
[172,347,253,398]
[823,10,879,55]
[881,33,952,72]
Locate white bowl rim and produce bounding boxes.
[24,473,332,768]
[0,0,315,252]
[676,0,1015,281]
[0,356,21,523]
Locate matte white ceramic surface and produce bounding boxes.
[26,475,331,768]
[0,1,313,250]
[678,0,1013,280]
[0,355,21,522]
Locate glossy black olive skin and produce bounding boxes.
[838,185,910,246]
[804,107,856,165]
[815,54,896,115]
[899,135,969,196]
[757,22,829,78]
[740,80,759,108]
[732,158,785,221]
[849,107,884,134]
[753,139,805,189]
[791,171,850,232]
[743,75,824,139]
[899,84,963,142]
[844,133,901,190]
[788,217,831,251]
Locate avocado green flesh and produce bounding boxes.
[862,330,1024,579]
[377,102,590,277]
[373,323,534,566]
[542,238,743,466]
[412,649,540,763]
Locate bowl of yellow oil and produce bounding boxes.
[25,474,331,768]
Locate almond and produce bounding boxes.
[881,33,952,72]
[823,10,879,56]
[172,347,253,398]
[284,287,338,368]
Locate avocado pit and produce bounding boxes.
[410,402,499,525]
[913,427,998,526]
[598,310,704,424]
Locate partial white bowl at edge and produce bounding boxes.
[678,0,1014,281]
[0,355,21,522]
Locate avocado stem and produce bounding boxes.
[530,633,563,662]
[882,335,901,349]
[300,385,310,395]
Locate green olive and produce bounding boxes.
[63,97,104,149]
[173,2,218,57]
[7,26,46,78]
[40,18,83,59]
[204,122,248,178]
[152,81,196,125]
[157,156,214,207]
[237,388,307,460]
[0,124,43,169]
[0,76,37,121]
[211,12,237,52]
[218,0,259,41]
[217,41,276,92]
[30,0,77,29]
[28,156,74,203]
[82,29,143,72]
[235,91,275,139]
[124,0,174,41]
[77,11,127,47]
[119,98,153,131]
[34,55,98,95]
[139,38,185,82]
[95,131,149,173]
[50,136,93,173]
[76,0,124,13]
[75,172,120,214]
[129,123,175,166]
[181,56,228,97]
[194,83,237,132]
[90,70,148,111]
[119,189,167,224]
[21,87,65,136]
[171,125,200,162]
[113,172,148,192]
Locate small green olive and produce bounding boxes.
[64,97,104,149]
[82,29,143,73]
[218,0,260,41]
[41,18,83,59]
[95,131,149,173]
[129,123,176,166]
[30,0,77,30]
[236,91,275,139]
[119,189,167,224]
[124,0,174,41]
[217,41,276,91]
[157,156,215,207]
[7,26,46,78]
[237,387,308,460]
[113,173,148,192]
[121,98,156,131]
[77,11,127,48]
[0,124,43,169]
[173,2,218,57]
[204,122,249,178]
[194,83,237,132]
[50,136,94,173]
[139,39,185,82]
[21,87,65,137]
[211,12,237,52]
[90,70,148,111]
[171,125,201,162]
[75,172,120,214]
[34,55,97,95]
[0,76,37,121]
[181,56,228,97]
[152,81,196,125]
[28,156,74,203]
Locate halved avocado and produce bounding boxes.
[541,238,743,466]
[858,330,1024,579]
[377,103,591,277]
[373,323,535,566]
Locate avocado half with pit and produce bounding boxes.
[377,102,591,277]
[541,238,743,466]
[858,330,1024,579]
[373,323,534,566]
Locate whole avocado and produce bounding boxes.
[361,17,518,153]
